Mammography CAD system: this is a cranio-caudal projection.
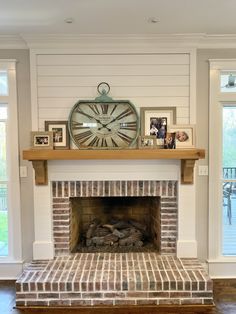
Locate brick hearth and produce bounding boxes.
[16,253,213,307]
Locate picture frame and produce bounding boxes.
[31,131,54,149]
[45,121,70,149]
[140,107,176,146]
[168,124,195,148]
[138,135,157,149]
[164,132,176,149]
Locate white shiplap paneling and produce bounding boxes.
[35,53,191,129]
[36,54,190,66]
[37,75,189,87]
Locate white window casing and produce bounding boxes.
[0,60,22,278]
[209,59,236,278]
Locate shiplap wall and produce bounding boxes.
[35,53,190,130]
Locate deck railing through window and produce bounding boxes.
[0,186,7,211]
[223,167,236,225]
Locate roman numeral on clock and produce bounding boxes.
[76,108,95,120]
[71,121,89,130]
[89,104,100,115]
[101,138,108,147]
[115,108,133,121]
[110,104,117,116]
[117,131,133,144]
[111,137,119,147]
[74,130,93,144]
[101,104,109,114]
[87,136,100,147]
[119,121,137,131]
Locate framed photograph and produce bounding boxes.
[168,124,195,148]
[138,135,157,149]
[164,132,176,149]
[31,131,53,149]
[140,107,176,146]
[45,121,69,149]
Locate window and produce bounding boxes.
[0,61,21,265]
[222,106,236,255]
[0,71,8,95]
[221,72,236,93]
[209,59,236,277]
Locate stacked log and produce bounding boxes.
[84,218,146,248]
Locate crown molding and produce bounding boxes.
[21,33,236,50]
[0,35,28,49]
[1,33,236,50]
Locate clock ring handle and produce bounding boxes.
[97,82,110,96]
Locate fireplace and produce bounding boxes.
[15,167,213,308]
[52,180,178,256]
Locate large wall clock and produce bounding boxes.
[68,83,139,149]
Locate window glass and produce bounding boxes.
[0,106,7,120]
[222,106,236,255]
[0,119,7,181]
[0,182,8,256]
[0,104,8,256]
[0,71,8,96]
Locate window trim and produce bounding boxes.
[0,60,22,262]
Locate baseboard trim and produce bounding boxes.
[0,261,24,279]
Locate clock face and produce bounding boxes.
[68,101,139,148]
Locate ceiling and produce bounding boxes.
[0,0,236,36]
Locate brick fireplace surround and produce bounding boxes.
[15,180,213,308]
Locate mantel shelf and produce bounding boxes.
[23,148,205,185]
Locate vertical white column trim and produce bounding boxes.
[189,48,197,124]
[30,49,38,130]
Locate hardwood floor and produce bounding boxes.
[1,280,236,314]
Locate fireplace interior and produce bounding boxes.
[70,196,161,253]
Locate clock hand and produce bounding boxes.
[77,109,101,124]
[97,125,112,131]
[98,108,134,129]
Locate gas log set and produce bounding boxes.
[83,218,147,248]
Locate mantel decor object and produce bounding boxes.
[138,135,157,149]
[45,120,70,149]
[140,107,176,147]
[31,131,53,150]
[168,124,195,148]
[68,82,139,149]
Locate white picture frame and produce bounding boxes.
[168,124,195,148]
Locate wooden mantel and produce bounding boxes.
[23,148,205,185]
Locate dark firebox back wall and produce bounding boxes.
[70,197,161,252]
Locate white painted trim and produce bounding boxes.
[30,50,39,130]
[0,35,27,49]
[209,59,236,277]
[33,184,53,260]
[208,260,236,278]
[19,34,236,49]
[0,61,22,265]
[178,173,197,258]
[2,33,236,49]
[33,241,54,260]
[189,49,197,124]
[177,240,197,258]
[0,261,24,279]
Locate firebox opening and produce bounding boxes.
[70,196,161,253]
